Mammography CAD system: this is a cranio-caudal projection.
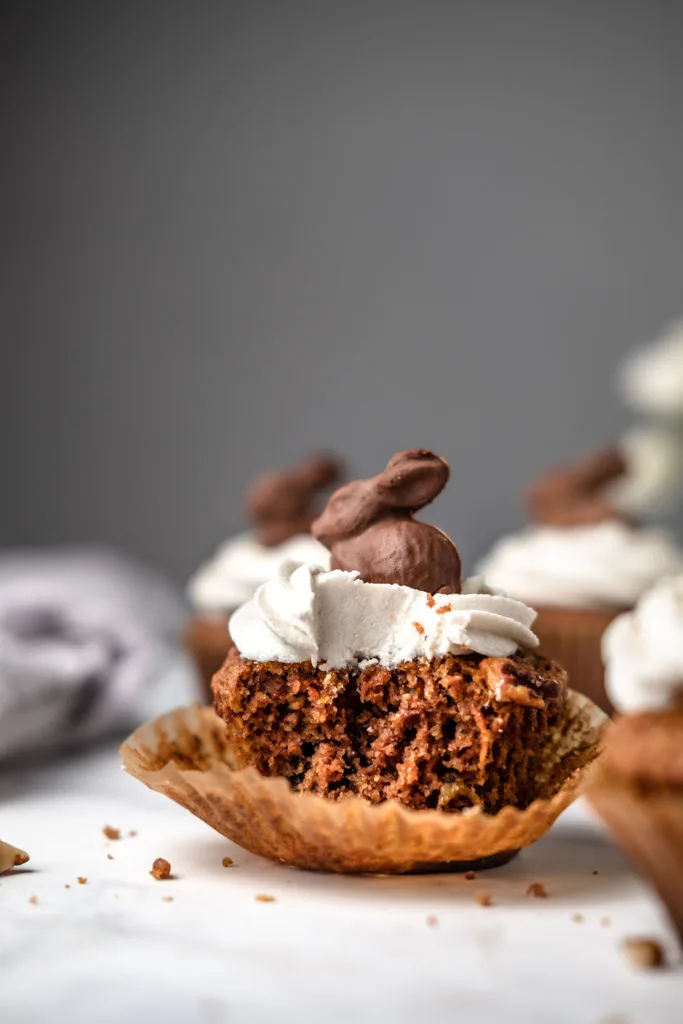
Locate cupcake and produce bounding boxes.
[121,448,606,874]
[184,453,342,696]
[588,575,683,943]
[477,446,683,713]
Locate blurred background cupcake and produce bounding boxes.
[476,443,683,712]
[184,453,342,696]
[588,574,683,944]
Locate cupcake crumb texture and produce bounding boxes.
[150,858,172,881]
[621,937,665,970]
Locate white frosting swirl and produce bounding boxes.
[229,562,538,668]
[188,533,331,614]
[619,319,683,416]
[605,426,683,517]
[476,521,683,610]
[603,574,683,712]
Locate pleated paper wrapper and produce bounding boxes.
[120,690,606,874]
[589,759,683,943]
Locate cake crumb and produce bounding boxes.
[28,894,39,905]
[464,871,476,881]
[622,937,665,970]
[426,915,438,927]
[526,882,548,899]
[161,895,174,903]
[593,869,599,876]
[476,891,492,907]
[601,917,611,927]
[255,894,276,903]
[436,604,452,615]
[102,825,120,841]
[426,594,435,608]
[150,858,172,880]
[412,622,425,635]
[77,877,88,885]
[106,853,114,861]
[64,884,70,889]
[221,856,234,868]
[572,913,584,923]
[128,830,138,837]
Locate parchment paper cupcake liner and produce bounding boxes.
[589,764,683,943]
[534,607,620,715]
[120,691,605,874]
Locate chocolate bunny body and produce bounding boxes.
[245,454,343,547]
[312,449,462,594]
[526,446,629,527]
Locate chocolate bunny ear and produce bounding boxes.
[311,479,382,548]
[293,453,343,492]
[376,449,450,511]
[526,445,629,526]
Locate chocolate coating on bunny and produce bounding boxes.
[526,446,629,527]
[312,449,462,593]
[245,453,343,547]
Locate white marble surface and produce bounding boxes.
[1,684,682,1023]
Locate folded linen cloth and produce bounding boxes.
[0,547,188,761]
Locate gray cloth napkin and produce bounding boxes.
[0,547,188,761]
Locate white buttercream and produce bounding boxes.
[476,521,683,610]
[619,319,683,417]
[188,533,331,614]
[605,426,683,517]
[603,574,683,712]
[229,562,539,668]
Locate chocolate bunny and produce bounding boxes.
[525,446,629,527]
[245,453,343,547]
[312,449,462,593]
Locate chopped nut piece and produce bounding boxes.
[426,594,435,608]
[476,891,492,907]
[221,857,234,868]
[621,937,665,970]
[436,604,452,615]
[412,622,425,635]
[464,871,476,881]
[526,882,548,898]
[572,913,584,923]
[77,877,88,885]
[255,894,276,903]
[150,858,172,880]
[426,915,438,927]
[28,894,39,905]
[0,839,30,874]
[102,826,121,841]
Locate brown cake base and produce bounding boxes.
[212,649,567,814]
[183,615,233,701]
[533,606,621,715]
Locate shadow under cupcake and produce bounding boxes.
[124,449,604,874]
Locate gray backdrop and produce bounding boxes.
[2,1,682,584]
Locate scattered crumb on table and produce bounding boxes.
[621,937,665,970]
[600,917,611,927]
[128,830,138,837]
[77,877,88,885]
[476,892,492,907]
[161,896,174,903]
[426,915,438,927]
[255,894,276,903]
[64,884,70,889]
[464,871,476,881]
[572,913,584,923]
[28,894,38,905]
[222,857,234,868]
[102,825,121,841]
[526,882,548,898]
[106,854,114,861]
[150,858,172,880]
[592,870,599,875]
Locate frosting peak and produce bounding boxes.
[229,562,539,669]
[603,575,683,712]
